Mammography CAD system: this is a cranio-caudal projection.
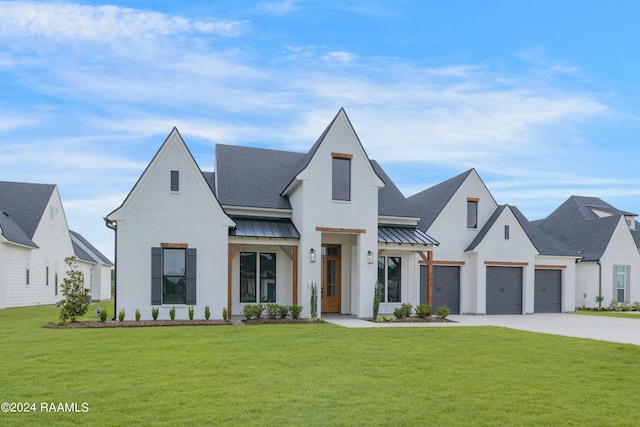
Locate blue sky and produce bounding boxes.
[1,0,639,259]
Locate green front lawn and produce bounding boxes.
[575,309,640,319]
[2,304,639,426]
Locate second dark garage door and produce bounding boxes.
[486,266,522,314]
[534,269,562,313]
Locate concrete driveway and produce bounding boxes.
[324,313,640,346]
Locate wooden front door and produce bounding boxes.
[321,245,341,313]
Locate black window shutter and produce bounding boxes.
[185,248,197,305]
[151,247,162,305]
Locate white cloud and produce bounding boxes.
[322,51,357,63]
[0,2,248,44]
[255,0,300,15]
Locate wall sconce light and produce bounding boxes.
[310,248,316,262]
[367,250,373,264]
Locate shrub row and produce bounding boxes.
[243,303,303,320]
[101,305,220,322]
[392,303,450,319]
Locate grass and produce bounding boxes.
[2,304,640,426]
[575,309,640,319]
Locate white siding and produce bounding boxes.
[287,111,383,318]
[108,129,233,320]
[2,188,74,308]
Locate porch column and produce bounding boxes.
[292,246,298,305]
[427,250,433,306]
[227,244,233,319]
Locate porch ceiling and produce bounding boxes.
[378,225,439,246]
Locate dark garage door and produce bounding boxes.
[433,266,460,314]
[534,269,562,313]
[486,266,522,314]
[420,265,460,314]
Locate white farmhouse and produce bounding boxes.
[106,109,438,320]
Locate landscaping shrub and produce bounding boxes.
[415,304,431,318]
[289,304,303,319]
[118,308,125,322]
[436,305,450,319]
[309,282,318,318]
[99,309,108,322]
[58,256,89,323]
[400,303,413,318]
[376,315,395,323]
[135,309,141,322]
[205,305,211,320]
[393,307,405,319]
[188,305,194,320]
[609,300,618,311]
[373,281,383,320]
[265,303,279,319]
[151,307,159,320]
[633,301,640,312]
[243,305,254,320]
[278,304,289,318]
[221,306,226,321]
[169,306,176,320]
[253,303,264,318]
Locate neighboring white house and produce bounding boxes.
[0,181,111,309]
[106,109,438,320]
[534,196,640,308]
[407,169,580,314]
[70,230,114,302]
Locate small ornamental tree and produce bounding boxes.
[58,256,89,323]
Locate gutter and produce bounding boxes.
[104,218,117,321]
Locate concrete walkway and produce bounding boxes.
[323,313,640,346]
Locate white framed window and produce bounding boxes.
[377,256,401,303]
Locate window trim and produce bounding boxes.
[240,251,277,303]
[151,246,196,306]
[332,155,351,201]
[504,225,510,240]
[467,198,479,229]
[377,256,402,303]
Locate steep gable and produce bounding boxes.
[408,169,497,231]
[0,181,56,239]
[107,128,233,227]
[282,108,384,196]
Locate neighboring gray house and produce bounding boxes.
[535,196,640,307]
[70,230,114,301]
[0,180,110,309]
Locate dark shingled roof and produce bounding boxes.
[511,206,580,257]
[70,230,114,266]
[535,196,629,261]
[0,181,56,240]
[407,169,474,231]
[214,146,418,218]
[0,210,38,248]
[465,205,580,257]
[214,144,302,210]
[370,161,420,218]
[465,205,507,252]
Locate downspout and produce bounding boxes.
[597,260,602,307]
[104,218,117,321]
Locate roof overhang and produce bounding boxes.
[378,225,439,246]
[230,216,300,239]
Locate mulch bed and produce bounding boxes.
[43,319,231,328]
[371,316,455,323]
[241,318,321,325]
